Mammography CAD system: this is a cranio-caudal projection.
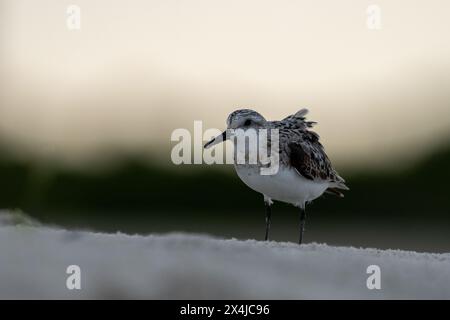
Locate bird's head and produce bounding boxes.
[204,109,267,149]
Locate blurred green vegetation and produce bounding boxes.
[0,141,449,228]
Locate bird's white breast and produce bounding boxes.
[234,165,329,208]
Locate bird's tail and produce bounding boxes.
[325,187,346,198]
[326,178,349,197]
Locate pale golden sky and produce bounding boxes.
[0,0,449,168]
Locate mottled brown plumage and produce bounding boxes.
[274,109,348,194]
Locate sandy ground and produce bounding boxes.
[1,211,449,299]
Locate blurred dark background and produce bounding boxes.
[1,1,450,252]
[0,139,449,252]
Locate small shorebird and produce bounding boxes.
[204,108,348,244]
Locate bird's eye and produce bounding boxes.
[244,119,252,126]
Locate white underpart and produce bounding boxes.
[234,165,329,208]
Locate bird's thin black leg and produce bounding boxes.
[299,207,306,245]
[264,202,272,241]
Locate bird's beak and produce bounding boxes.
[204,130,229,149]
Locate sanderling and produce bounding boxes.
[204,108,348,244]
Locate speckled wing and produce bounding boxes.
[288,138,348,198]
[276,109,348,193]
[288,133,331,179]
